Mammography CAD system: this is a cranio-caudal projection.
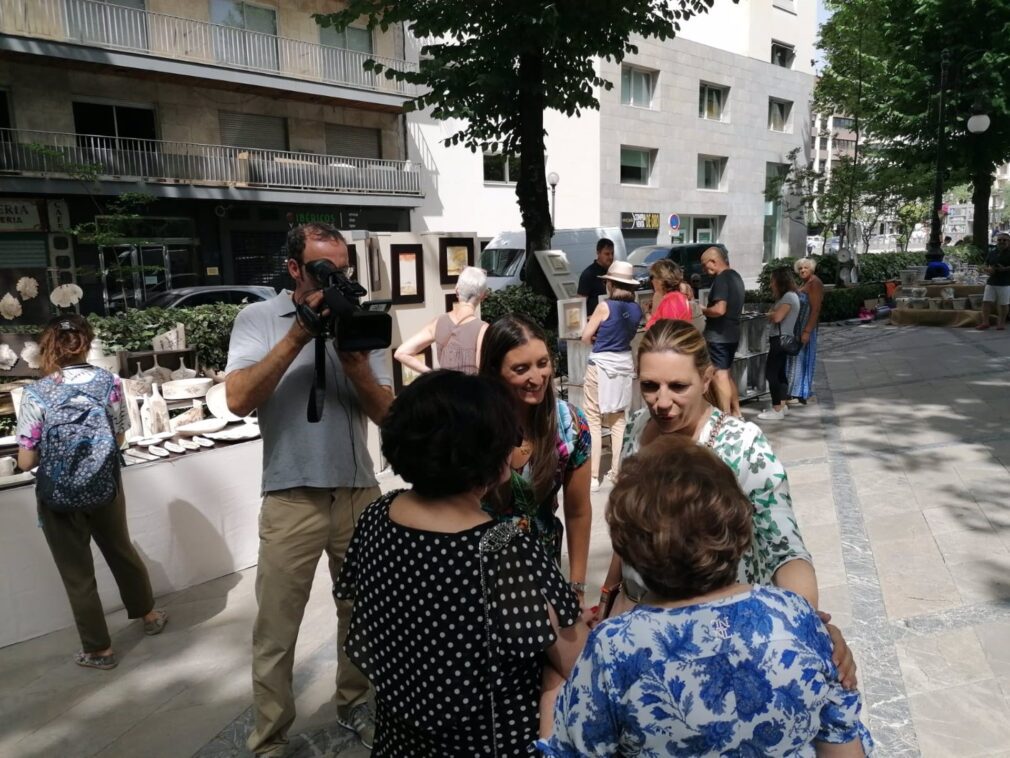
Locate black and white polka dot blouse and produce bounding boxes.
[334,490,581,757]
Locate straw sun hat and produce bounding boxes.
[598,260,639,287]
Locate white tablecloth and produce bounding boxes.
[0,441,264,648]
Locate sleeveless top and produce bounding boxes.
[591,300,643,354]
[434,313,484,374]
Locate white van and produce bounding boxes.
[480,227,627,291]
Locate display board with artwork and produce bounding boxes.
[556,298,587,341]
[391,244,425,305]
[439,238,475,285]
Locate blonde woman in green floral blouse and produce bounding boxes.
[598,319,857,687]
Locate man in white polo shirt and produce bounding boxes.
[226,223,392,756]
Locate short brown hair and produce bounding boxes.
[649,259,683,293]
[607,435,752,601]
[38,314,94,375]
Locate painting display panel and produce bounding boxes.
[556,297,587,340]
[391,243,425,304]
[439,237,475,285]
[393,346,432,393]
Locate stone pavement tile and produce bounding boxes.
[879,566,962,620]
[793,495,837,533]
[894,628,993,696]
[922,502,995,536]
[910,482,978,510]
[864,511,931,544]
[933,528,1008,567]
[947,555,1010,605]
[907,679,1010,758]
[975,620,1010,700]
[872,536,946,579]
[817,583,852,633]
[854,484,920,520]
[803,526,847,589]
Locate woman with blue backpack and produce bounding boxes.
[16,315,167,670]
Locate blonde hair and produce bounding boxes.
[637,320,719,407]
[649,259,683,293]
[794,257,815,273]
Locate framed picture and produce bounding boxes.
[391,243,424,304]
[560,280,579,299]
[556,297,587,340]
[368,238,382,291]
[393,346,432,393]
[535,249,570,276]
[439,237,474,285]
[445,293,457,312]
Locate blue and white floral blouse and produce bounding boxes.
[539,586,873,757]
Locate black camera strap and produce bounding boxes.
[307,336,326,423]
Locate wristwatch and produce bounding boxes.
[569,581,587,593]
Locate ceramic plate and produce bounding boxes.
[205,423,261,442]
[177,438,200,451]
[163,442,185,454]
[148,446,170,458]
[205,383,247,423]
[193,436,215,448]
[0,471,34,489]
[125,449,158,462]
[175,418,227,436]
[162,378,213,400]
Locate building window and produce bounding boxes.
[0,90,11,134]
[692,216,719,243]
[621,66,655,108]
[211,0,279,70]
[72,101,157,149]
[698,83,728,121]
[834,138,856,155]
[621,147,654,185]
[218,111,288,150]
[326,124,382,159]
[833,116,856,130]
[771,41,795,68]
[697,155,726,191]
[483,153,521,183]
[67,0,148,50]
[320,25,373,54]
[768,98,793,132]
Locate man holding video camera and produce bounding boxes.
[226,223,392,756]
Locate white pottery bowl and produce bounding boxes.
[175,418,228,436]
[162,378,213,400]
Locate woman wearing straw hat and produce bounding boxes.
[580,261,643,492]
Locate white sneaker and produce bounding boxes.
[590,480,601,493]
[758,406,788,420]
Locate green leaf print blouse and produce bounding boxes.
[620,407,812,585]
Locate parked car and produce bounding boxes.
[626,242,729,292]
[143,285,277,309]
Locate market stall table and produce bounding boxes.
[0,438,263,648]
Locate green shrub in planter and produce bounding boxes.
[819,283,886,322]
[856,252,926,282]
[88,303,243,372]
[757,255,837,295]
[481,284,553,327]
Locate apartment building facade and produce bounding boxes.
[409,0,817,280]
[0,0,420,313]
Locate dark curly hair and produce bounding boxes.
[285,222,345,263]
[607,435,753,601]
[380,370,518,499]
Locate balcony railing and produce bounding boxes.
[0,0,418,97]
[0,129,422,196]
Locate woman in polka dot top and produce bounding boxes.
[335,371,588,756]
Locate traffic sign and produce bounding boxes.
[668,213,681,231]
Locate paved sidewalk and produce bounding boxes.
[1,323,1009,757]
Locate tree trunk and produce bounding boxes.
[516,51,555,319]
[971,164,992,251]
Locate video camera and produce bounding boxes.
[296,259,392,351]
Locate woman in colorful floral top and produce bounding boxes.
[16,315,167,671]
[540,436,872,757]
[598,319,817,606]
[480,314,592,604]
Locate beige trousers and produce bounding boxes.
[247,485,379,755]
[583,363,628,481]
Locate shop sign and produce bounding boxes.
[47,200,70,232]
[0,199,42,232]
[291,210,337,225]
[620,211,660,231]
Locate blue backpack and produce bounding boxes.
[29,369,122,512]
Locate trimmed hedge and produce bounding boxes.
[819,283,887,322]
[756,255,838,295]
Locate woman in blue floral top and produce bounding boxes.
[480,315,592,604]
[539,436,872,757]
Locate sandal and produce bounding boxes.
[143,609,169,636]
[74,650,118,670]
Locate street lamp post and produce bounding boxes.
[548,171,560,230]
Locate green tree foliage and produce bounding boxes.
[817,0,1010,245]
[315,0,732,296]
